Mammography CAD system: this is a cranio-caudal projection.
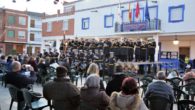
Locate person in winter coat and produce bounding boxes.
[80,74,110,110]
[110,77,148,110]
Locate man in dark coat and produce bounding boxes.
[106,64,127,96]
[43,66,80,110]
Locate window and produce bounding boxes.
[47,22,52,32]
[148,6,158,20]
[18,31,25,39]
[30,19,35,28]
[30,33,35,41]
[7,30,15,38]
[19,17,26,25]
[8,16,15,25]
[63,20,69,30]
[122,10,131,23]
[104,14,114,28]
[169,5,185,23]
[81,18,90,30]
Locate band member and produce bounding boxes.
[140,41,147,62]
[129,40,134,61]
[148,39,156,62]
[135,39,141,62]
[106,52,116,76]
[103,39,111,59]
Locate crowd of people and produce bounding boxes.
[0,50,195,110]
[59,38,156,62]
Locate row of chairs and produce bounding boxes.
[138,75,195,110]
[7,84,50,110]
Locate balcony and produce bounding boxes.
[30,25,42,31]
[115,19,161,33]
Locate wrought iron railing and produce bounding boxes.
[115,19,161,32]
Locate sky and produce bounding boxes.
[0,0,77,14]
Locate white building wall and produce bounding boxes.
[74,0,195,37]
[159,0,195,33]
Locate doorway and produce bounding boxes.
[179,47,190,61]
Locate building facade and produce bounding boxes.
[68,0,195,61]
[0,8,28,55]
[42,6,75,52]
[26,12,43,55]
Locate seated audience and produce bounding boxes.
[144,71,174,103]
[110,77,148,110]
[5,61,37,110]
[183,71,195,81]
[80,74,110,110]
[49,58,59,69]
[106,64,126,96]
[87,63,105,90]
[0,55,6,65]
[43,66,80,110]
[28,57,38,72]
[37,58,48,76]
[6,61,36,88]
[167,70,179,79]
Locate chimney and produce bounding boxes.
[57,9,60,15]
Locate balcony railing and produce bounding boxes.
[30,25,42,29]
[115,19,161,32]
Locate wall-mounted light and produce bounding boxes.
[173,35,179,45]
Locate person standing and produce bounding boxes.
[129,40,134,61]
[135,40,141,62]
[140,41,147,62]
[148,39,156,62]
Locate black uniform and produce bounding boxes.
[148,41,156,62]
[140,42,147,62]
[129,41,134,61]
[135,41,141,62]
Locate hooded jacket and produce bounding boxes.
[110,92,148,110]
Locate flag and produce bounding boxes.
[145,0,150,21]
[117,1,122,24]
[128,3,132,22]
[135,2,141,21]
